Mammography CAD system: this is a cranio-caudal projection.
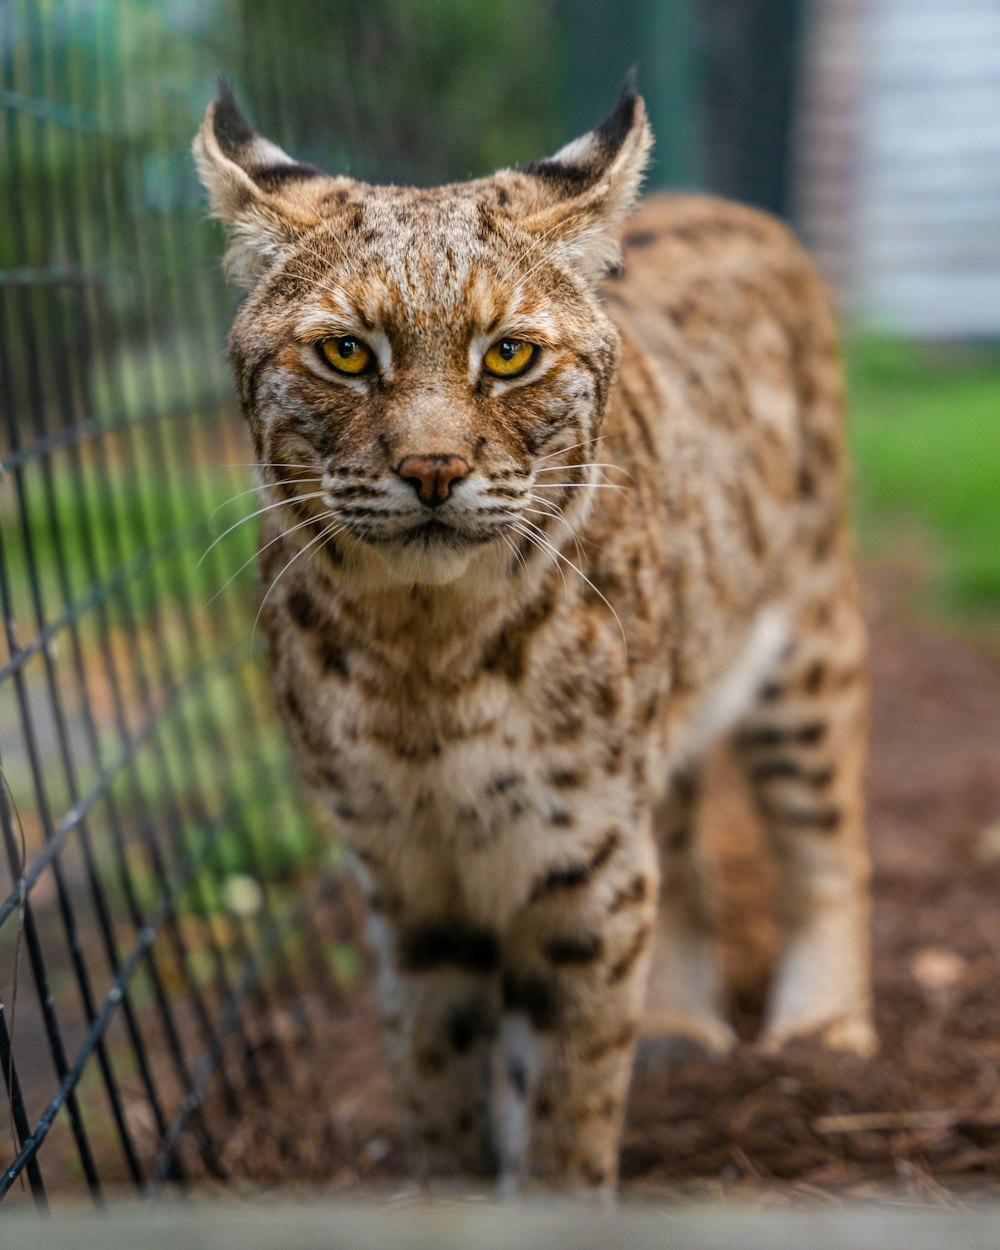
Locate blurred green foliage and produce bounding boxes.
[850,339,1000,620]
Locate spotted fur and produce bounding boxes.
[195,76,874,1196]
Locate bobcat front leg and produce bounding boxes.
[498,827,658,1194]
[366,909,501,1179]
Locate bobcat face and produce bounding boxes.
[235,196,618,583]
[196,82,648,584]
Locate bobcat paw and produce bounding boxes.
[759,1012,877,1057]
[639,1011,737,1058]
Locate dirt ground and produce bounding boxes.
[187,570,1000,1202]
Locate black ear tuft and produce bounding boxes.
[212,77,257,155]
[594,67,639,153]
[502,68,651,284]
[524,69,644,188]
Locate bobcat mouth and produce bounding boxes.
[393,519,497,549]
[400,520,458,547]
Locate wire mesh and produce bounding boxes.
[0,0,360,1206]
[0,0,803,1207]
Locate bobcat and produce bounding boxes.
[195,76,874,1195]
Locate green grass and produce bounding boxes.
[848,338,1000,621]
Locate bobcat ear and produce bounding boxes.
[193,81,327,286]
[502,72,653,284]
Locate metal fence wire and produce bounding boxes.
[0,0,803,1207]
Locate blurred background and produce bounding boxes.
[0,0,998,1210]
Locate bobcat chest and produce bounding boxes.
[279,646,638,925]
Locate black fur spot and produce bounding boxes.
[319,639,349,677]
[286,588,323,630]
[447,1003,490,1054]
[549,770,582,789]
[804,661,827,694]
[282,688,306,724]
[502,970,558,1031]
[530,860,591,900]
[762,804,842,832]
[595,682,620,718]
[592,828,623,870]
[736,721,826,750]
[401,924,499,974]
[534,1092,555,1119]
[544,932,603,965]
[486,774,521,796]
[750,759,834,787]
[321,533,344,568]
[528,827,621,902]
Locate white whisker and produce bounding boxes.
[530,482,625,491]
[500,533,529,576]
[199,510,335,614]
[523,499,562,519]
[512,520,568,592]
[522,502,587,566]
[510,519,628,660]
[534,434,611,464]
[223,461,320,471]
[195,491,327,569]
[534,462,632,479]
[250,518,346,660]
[209,478,322,520]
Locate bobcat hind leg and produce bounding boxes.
[733,573,875,1055]
[642,766,736,1055]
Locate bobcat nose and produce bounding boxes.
[396,454,470,507]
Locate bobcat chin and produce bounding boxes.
[195,74,874,1196]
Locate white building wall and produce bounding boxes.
[794,0,1000,337]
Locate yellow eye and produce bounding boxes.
[318,335,374,376]
[483,338,538,379]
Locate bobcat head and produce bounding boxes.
[195,77,651,586]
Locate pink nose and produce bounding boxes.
[396,454,470,506]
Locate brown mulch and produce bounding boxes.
[185,571,1000,1200]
